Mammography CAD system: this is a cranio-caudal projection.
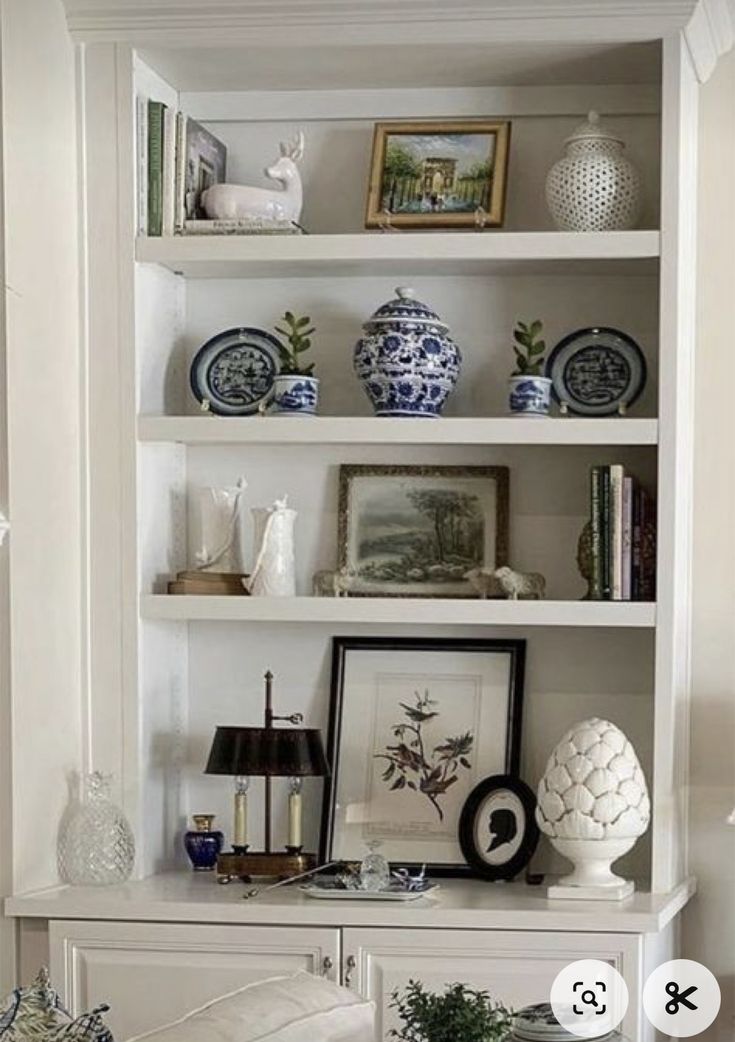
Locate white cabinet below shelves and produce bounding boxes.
[50,920,340,1041]
[343,927,645,1041]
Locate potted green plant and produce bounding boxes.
[389,980,513,1042]
[508,319,552,416]
[272,311,319,415]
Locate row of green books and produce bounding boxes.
[136,98,227,236]
[588,465,656,601]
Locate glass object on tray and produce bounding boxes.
[58,771,135,886]
[359,840,391,892]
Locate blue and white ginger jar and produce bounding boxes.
[353,286,462,417]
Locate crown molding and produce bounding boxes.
[63,0,696,41]
[62,0,735,81]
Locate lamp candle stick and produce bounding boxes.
[288,777,303,849]
[233,776,249,852]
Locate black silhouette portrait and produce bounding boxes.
[486,807,518,854]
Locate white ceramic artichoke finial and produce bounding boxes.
[536,717,650,841]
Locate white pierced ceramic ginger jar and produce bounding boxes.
[536,717,650,899]
[546,111,642,231]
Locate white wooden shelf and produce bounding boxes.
[140,595,656,628]
[135,230,661,278]
[138,415,659,446]
[4,872,695,935]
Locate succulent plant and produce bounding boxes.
[274,311,316,376]
[536,717,650,841]
[511,319,546,377]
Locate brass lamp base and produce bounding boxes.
[216,849,317,883]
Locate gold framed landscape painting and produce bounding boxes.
[365,120,511,229]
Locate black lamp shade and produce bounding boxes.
[205,726,329,778]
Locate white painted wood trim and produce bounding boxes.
[181,85,661,123]
[62,1,700,48]
[138,416,659,447]
[140,594,656,628]
[135,230,660,279]
[652,35,699,893]
[10,873,696,934]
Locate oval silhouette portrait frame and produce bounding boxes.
[458,774,539,881]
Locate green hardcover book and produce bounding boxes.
[147,100,166,236]
[589,467,603,600]
[600,466,611,599]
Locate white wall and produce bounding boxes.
[0,0,83,895]
[684,45,735,1042]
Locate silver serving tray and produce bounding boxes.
[300,883,439,902]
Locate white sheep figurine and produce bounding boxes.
[493,565,546,600]
[312,567,353,597]
[464,567,503,599]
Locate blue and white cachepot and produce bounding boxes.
[353,287,462,418]
[508,375,552,416]
[272,374,320,415]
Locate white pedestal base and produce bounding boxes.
[548,879,634,901]
[547,836,639,902]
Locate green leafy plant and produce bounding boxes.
[389,980,513,1042]
[511,319,546,376]
[274,311,316,376]
[374,691,473,822]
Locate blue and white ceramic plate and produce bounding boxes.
[546,327,647,417]
[190,327,281,416]
[511,1003,613,1042]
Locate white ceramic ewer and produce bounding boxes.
[246,496,297,596]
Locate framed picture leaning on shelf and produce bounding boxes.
[321,636,526,874]
[338,464,509,598]
[365,120,511,228]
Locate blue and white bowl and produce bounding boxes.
[509,375,552,416]
[272,374,319,415]
[354,287,462,418]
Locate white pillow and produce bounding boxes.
[125,970,375,1042]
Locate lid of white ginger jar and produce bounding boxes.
[364,286,449,332]
[564,110,623,147]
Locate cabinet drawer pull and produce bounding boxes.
[344,954,356,987]
[321,955,333,976]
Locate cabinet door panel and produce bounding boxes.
[50,920,340,1041]
[343,927,642,1042]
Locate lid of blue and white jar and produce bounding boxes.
[364,286,449,332]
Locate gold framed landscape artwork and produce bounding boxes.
[365,120,511,229]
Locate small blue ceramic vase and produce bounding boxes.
[272,374,319,415]
[184,814,224,871]
[354,287,462,417]
[508,375,552,416]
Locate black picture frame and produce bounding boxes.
[320,636,526,876]
[458,774,539,881]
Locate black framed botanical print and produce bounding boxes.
[337,464,510,598]
[458,774,539,881]
[321,636,526,874]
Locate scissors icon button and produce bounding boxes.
[665,981,698,1015]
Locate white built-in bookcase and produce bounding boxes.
[78,31,696,899]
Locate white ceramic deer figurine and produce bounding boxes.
[201,132,304,225]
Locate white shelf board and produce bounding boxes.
[135,230,660,278]
[138,416,659,446]
[140,595,656,628]
[4,872,695,934]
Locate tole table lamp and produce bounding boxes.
[205,671,329,882]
